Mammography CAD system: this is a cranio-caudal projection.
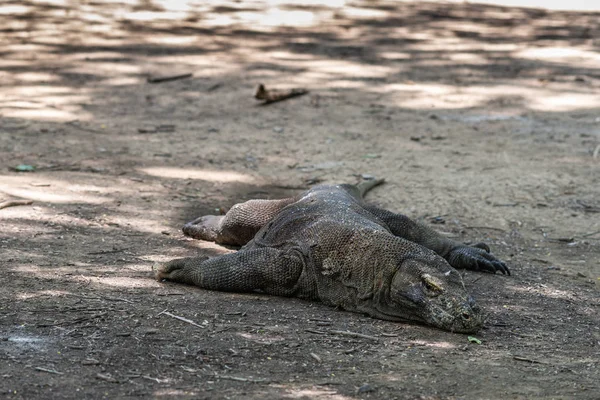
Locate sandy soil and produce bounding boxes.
[1,1,599,399]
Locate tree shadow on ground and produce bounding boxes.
[1,1,600,399]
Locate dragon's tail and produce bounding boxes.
[356,178,385,198]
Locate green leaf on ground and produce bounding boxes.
[15,164,35,172]
[468,336,482,344]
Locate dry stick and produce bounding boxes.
[68,293,134,304]
[513,355,543,364]
[254,84,308,104]
[305,328,327,335]
[157,310,206,329]
[35,367,63,375]
[88,248,129,255]
[330,330,379,341]
[580,230,600,238]
[96,373,118,382]
[593,144,600,159]
[212,374,268,383]
[310,353,322,363]
[147,73,192,84]
[142,375,166,383]
[0,200,33,210]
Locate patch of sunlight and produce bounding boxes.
[6,335,47,350]
[377,81,600,111]
[235,9,319,27]
[7,84,81,96]
[515,47,600,68]
[449,52,489,64]
[0,176,110,205]
[16,290,71,300]
[101,77,143,86]
[303,59,393,78]
[147,35,200,46]
[71,51,127,61]
[280,386,352,400]
[379,51,412,60]
[408,340,457,349]
[0,187,107,205]
[270,51,318,61]
[0,5,31,14]
[530,93,600,112]
[12,72,60,83]
[342,6,388,19]
[113,215,175,235]
[118,11,188,21]
[382,83,454,96]
[132,0,193,12]
[2,85,93,122]
[327,79,368,89]
[271,0,346,6]
[448,0,600,11]
[92,276,160,288]
[509,285,575,300]
[140,167,260,184]
[69,62,142,75]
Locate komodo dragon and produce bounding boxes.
[155,179,509,333]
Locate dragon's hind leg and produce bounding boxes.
[183,198,295,246]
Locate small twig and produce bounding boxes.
[330,330,379,341]
[158,311,206,329]
[102,296,134,304]
[310,352,322,363]
[212,374,268,383]
[37,312,108,327]
[35,367,63,375]
[305,328,327,335]
[470,275,485,285]
[531,258,550,264]
[141,375,167,383]
[254,83,308,104]
[593,143,600,159]
[513,355,544,364]
[88,248,129,255]
[67,293,133,303]
[207,82,223,92]
[546,237,575,243]
[580,230,600,238]
[147,73,192,84]
[0,200,33,210]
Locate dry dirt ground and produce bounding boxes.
[1,1,600,399]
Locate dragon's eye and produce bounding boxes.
[421,274,443,293]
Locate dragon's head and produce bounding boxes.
[373,253,484,333]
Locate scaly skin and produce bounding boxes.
[155,180,509,333]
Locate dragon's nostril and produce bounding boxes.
[462,312,470,320]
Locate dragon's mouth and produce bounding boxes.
[425,301,485,333]
[370,297,484,333]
